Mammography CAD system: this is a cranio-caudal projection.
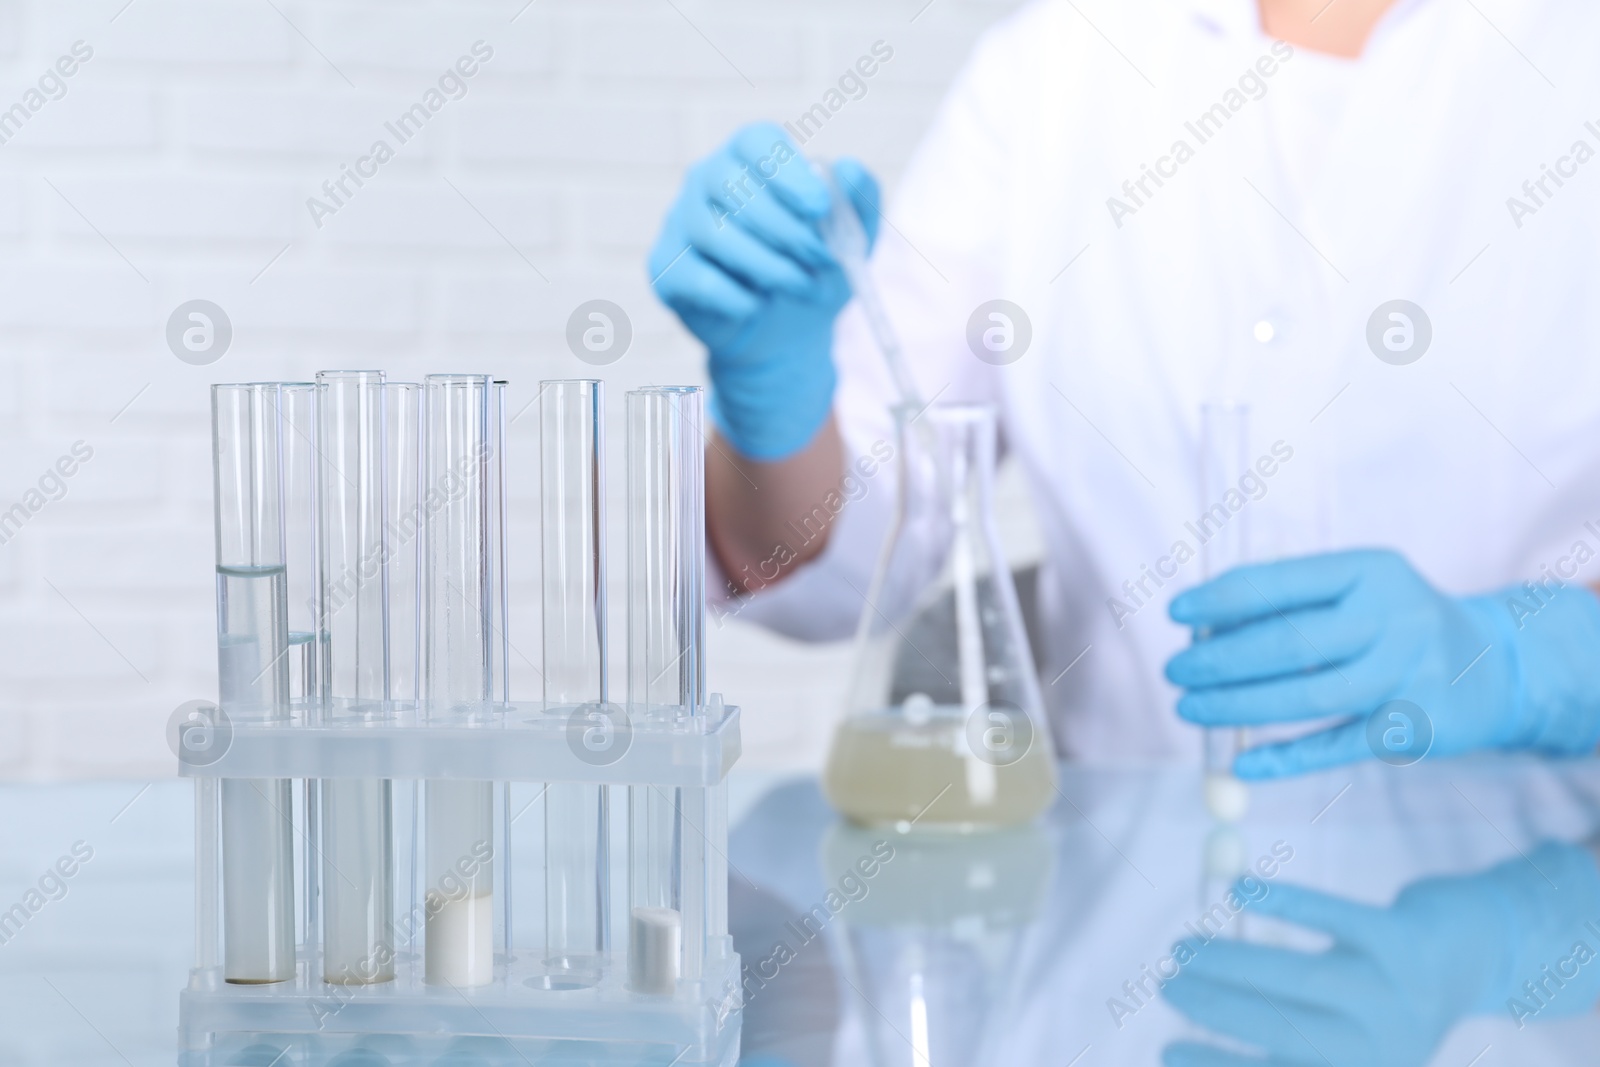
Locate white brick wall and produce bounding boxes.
[0,0,1033,780]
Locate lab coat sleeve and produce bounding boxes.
[725,11,1042,642]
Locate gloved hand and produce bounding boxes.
[1161,842,1600,1066]
[1165,549,1600,779]
[648,121,880,461]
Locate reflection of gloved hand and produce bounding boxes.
[648,121,880,461]
[1165,549,1600,779]
[1163,842,1600,1067]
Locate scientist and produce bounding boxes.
[647,0,1600,776]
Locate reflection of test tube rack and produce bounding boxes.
[183,376,742,1066]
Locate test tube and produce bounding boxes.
[278,384,324,955]
[1199,401,1250,822]
[386,383,424,961]
[422,374,495,987]
[317,371,395,985]
[386,382,423,717]
[492,381,514,963]
[626,386,705,994]
[540,381,609,980]
[211,383,297,984]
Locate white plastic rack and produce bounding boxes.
[179,376,739,1067]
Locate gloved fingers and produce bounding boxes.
[831,157,882,250]
[706,182,834,273]
[1166,604,1378,689]
[651,246,761,325]
[727,123,831,220]
[1163,1041,1318,1067]
[1233,718,1378,780]
[681,201,817,297]
[1171,935,1374,999]
[1169,552,1377,631]
[1162,974,1345,1064]
[1243,881,1387,941]
[1160,1041,1262,1067]
[1178,664,1389,727]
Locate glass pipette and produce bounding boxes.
[813,161,924,413]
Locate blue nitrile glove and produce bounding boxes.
[1165,549,1600,779]
[648,122,880,461]
[1161,842,1600,1066]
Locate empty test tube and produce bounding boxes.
[626,387,706,994]
[1199,401,1251,822]
[211,383,298,984]
[540,381,609,979]
[317,371,395,985]
[386,383,423,714]
[422,374,496,987]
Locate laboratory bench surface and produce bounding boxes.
[3,758,1600,1066]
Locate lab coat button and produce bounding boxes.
[1253,320,1276,344]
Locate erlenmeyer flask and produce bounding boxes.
[824,403,1057,829]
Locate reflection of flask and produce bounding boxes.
[824,404,1056,829]
[822,820,1054,1067]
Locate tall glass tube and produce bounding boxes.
[211,383,296,984]
[626,387,704,994]
[280,384,322,952]
[422,374,495,987]
[1199,401,1250,822]
[386,382,423,962]
[540,381,609,982]
[317,371,395,985]
[387,383,423,716]
[492,381,513,963]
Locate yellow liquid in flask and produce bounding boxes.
[823,707,1055,829]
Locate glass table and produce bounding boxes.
[3,755,1598,1065]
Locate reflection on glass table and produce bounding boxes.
[1162,840,1600,1066]
[5,756,1600,1064]
[728,757,1600,1067]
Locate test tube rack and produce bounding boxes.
[180,375,741,1067]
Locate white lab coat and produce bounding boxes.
[732,0,1600,761]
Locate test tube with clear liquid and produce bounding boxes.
[1199,402,1250,823]
[212,383,297,984]
[422,374,496,987]
[539,381,610,985]
[317,371,396,985]
[626,387,705,994]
